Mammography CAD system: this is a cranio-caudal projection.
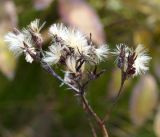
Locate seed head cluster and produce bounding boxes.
[4,19,151,86]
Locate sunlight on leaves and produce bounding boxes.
[154,106,160,137]
[129,74,158,126]
[107,68,130,99]
[0,0,17,79]
[0,38,16,79]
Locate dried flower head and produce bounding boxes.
[29,19,45,33]
[43,44,63,65]
[64,27,89,56]
[27,19,45,48]
[49,24,92,57]
[90,44,109,63]
[5,19,112,89]
[113,44,151,77]
[4,19,47,63]
[49,23,68,41]
[112,43,129,69]
[4,31,25,56]
[112,43,129,56]
[46,23,110,73]
[4,30,36,63]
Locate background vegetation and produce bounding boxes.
[0,0,159,137]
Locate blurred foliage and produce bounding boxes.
[0,0,159,137]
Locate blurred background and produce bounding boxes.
[0,0,160,137]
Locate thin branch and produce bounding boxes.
[41,61,79,94]
[102,70,126,123]
[39,48,80,94]
[81,94,102,124]
[115,70,126,99]
[89,121,98,137]
[80,94,109,137]
[83,107,98,137]
[82,69,107,90]
[41,60,109,137]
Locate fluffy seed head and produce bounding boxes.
[43,44,62,65]
[49,23,68,40]
[5,30,36,63]
[4,31,25,56]
[29,19,45,33]
[112,43,129,56]
[94,44,109,62]
[113,44,151,77]
[63,27,89,56]
[133,44,151,76]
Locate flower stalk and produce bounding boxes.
[80,94,109,137]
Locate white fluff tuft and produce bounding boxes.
[134,44,151,76]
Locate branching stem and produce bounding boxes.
[39,47,109,137]
[41,60,109,137]
[41,61,79,94]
